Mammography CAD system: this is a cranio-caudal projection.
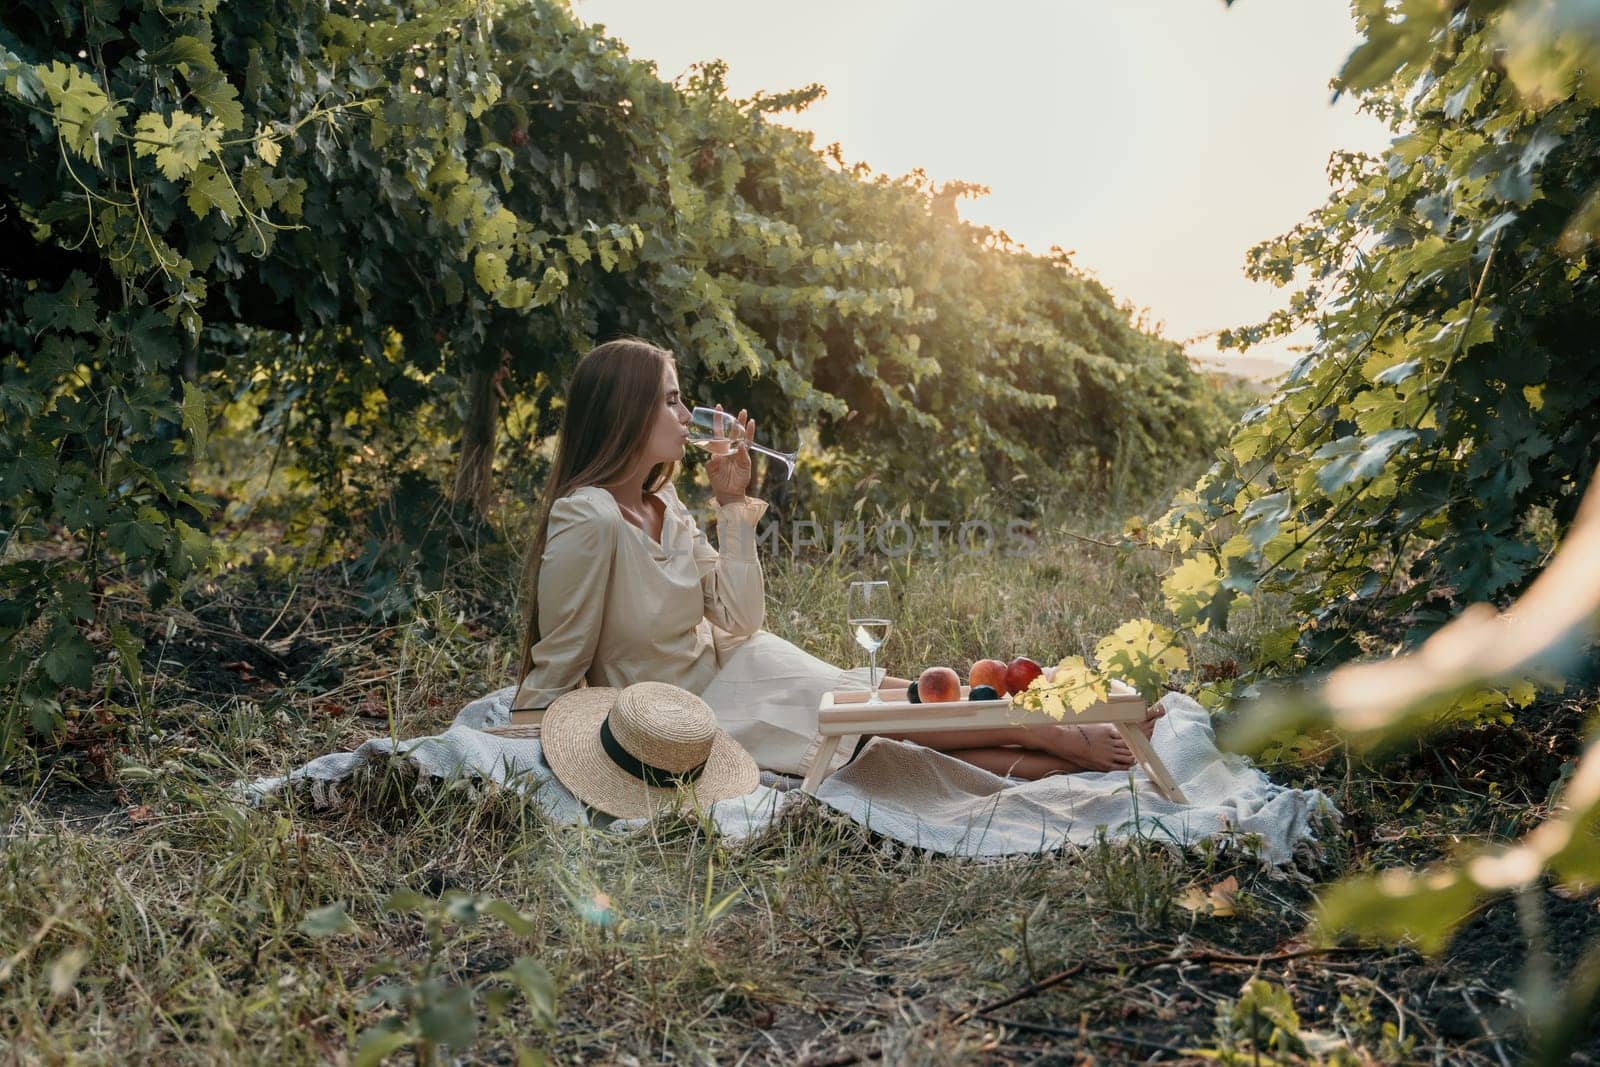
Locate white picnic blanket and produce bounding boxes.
[242,689,1335,863]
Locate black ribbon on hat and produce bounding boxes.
[599,714,706,787]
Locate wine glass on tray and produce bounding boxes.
[846,579,896,704]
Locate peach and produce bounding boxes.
[1005,657,1043,695]
[917,666,961,703]
[968,658,1009,695]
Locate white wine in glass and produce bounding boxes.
[687,406,799,479]
[846,580,895,703]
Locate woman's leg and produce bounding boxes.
[878,724,1134,776]
[873,709,1166,777]
[943,747,1076,779]
[863,671,1166,778]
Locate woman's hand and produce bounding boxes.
[707,404,754,504]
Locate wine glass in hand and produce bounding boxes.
[846,579,895,704]
[693,404,754,502]
[689,405,798,480]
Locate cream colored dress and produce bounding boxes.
[513,481,870,777]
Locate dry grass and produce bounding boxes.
[2,479,1592,1064]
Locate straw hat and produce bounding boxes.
[539,681,759,819]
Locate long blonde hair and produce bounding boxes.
[515,338,678,689]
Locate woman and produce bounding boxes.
[514,338,1159,780]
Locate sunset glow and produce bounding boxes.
[574,0,1393,375]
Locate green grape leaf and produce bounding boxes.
[184,163,241,221]
[1337,0,1448,93]
[472,205,518,247]
[125,310,182,370]
[107,507,168,559]
[1257,623,1303,668]
[42,628,93,689]
[534,265,568,305]
[473,250,508,294]
[53,474,111,531]
[58,580,94,622]
[24,272,100,334]
[0,45,40,103]
[1240,490,1291,550]
[1162,554,1223,624]
[442,184,478,226]
[253,124,281,167]
[35,59,126,166]
[1093,618,1188,701]
[147,35,219,75]
[190,72,245,131]
[133,110,223,181]
[496,278,535,309]
[1443,534,1541,599]
[3,453,57,494]
[172,520,213,579]
[1374,359,1420,386]
[1313,429,1418,494]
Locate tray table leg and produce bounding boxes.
[1116,723,1187,804]
[800,734,843,794]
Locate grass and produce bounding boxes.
[3,476,1597,1064]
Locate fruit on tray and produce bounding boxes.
[968,685,1000,701]
[906,679,921,704]
[917,666,962,703]
[1005,656,1043,695]
[967,658,1009,695]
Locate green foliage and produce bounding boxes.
[1169,4,1600,668]
[1187,7,1600,1063]
[1019,6,1600,1053]
[1205,975,1414,1065]
[1026,0,1599,710]
[1213,977,1309,1060]
[0,0,1226,759]
[300,890,557,1066]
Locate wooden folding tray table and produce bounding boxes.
[800,681,1187,803]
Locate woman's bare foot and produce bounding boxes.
[1045,723,1136,771]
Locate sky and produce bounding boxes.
[571,0,1394,372]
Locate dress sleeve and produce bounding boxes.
[514,492,620,710]
[686,490,769,637]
